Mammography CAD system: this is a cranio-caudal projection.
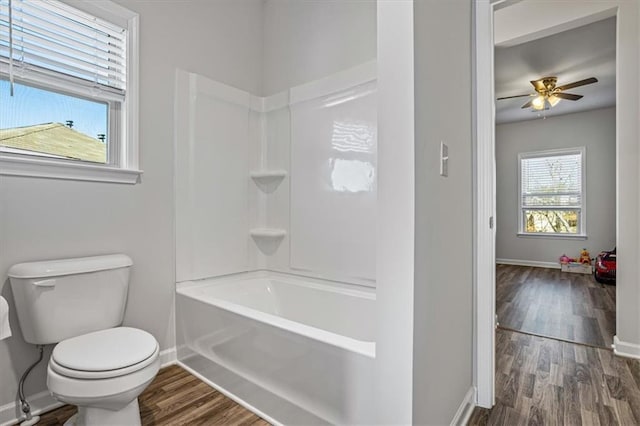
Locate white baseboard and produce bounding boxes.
[0,390,63,426]
[496,258,560,269]
[450,387,476,426]
[613,336,640,360]
[159,346,177,367]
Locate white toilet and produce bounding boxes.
[9,254,160,426]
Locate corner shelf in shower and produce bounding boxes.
[250,228,287,255]
[250,170,287,193]
[250,228,286,238]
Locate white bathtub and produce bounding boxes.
[175,272,376,425]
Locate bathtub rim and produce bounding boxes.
[176,270,376,358]
[177,269,376,294]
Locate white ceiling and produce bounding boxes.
[495,17,616,124]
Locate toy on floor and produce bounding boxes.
[594,247,616,284]
[579,248,591,265]
[559,254,573,264]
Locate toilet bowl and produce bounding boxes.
[46,327,160,426]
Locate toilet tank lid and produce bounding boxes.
[8,254,133,279]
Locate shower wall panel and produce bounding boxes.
[289,74,377,282]
[175,72,254,281]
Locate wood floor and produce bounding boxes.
[496,264,616,348]
[34,365,269,426]
[30,337,640,426]
[468,328,640,425]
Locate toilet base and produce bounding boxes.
[63,398,141,426]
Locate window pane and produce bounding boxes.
[521,153,582,207]
[0,80,108,164]
[524,210,579,234]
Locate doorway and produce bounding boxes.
[474,0,640,409]
[494,17,617,349]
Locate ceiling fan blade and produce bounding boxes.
[497,94,532,100]
[521,100,533,109]
[554,92,583,101]
[530,79,546,92]
[556,77,598,91]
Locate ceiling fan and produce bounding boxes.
[497,76,598,110]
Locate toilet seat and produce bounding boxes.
[50,327,159,380]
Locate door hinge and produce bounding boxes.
[489,216,494,229]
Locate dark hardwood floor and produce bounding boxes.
[468,328,640,425]
[34,365,269,426]
[496,264,616,348]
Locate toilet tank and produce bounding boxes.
[8,254,133,345]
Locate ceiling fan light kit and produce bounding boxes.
[548,95,561,107]
[530,93,561,111]
[497,76,598,112]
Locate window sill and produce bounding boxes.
[0,155,142,184]
[517,232,587,240]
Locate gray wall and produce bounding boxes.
[262,0,376,95]
[0,0,264,409]
[496,107,616,265]
[413,0,474,423]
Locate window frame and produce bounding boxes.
[0,0,141,184]
[517,147,587,239]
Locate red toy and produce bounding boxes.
[594,247,616,284]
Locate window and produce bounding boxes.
[0,0,140,183]
[518,147,585,236]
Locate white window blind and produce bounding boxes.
[521,151,582,209]
[0,0,127,98]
